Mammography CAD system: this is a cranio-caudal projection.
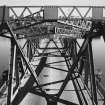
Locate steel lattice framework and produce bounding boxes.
[0,5,105,105]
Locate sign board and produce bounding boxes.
[92,7,103,19]
[55,27,82,35]
[44,6,58,20]
[0,6,9,22]
[55,27,83,38]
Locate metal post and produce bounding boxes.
[83,47,90,87]
[88,39,98,105]
[7,38,15,105]
[13,45,20,94]
[29,40,33,61]
[27,40,29,58]
[84,61,90,87]
[15,46,20,86]
[72,40,77,62]
[2,6,6,23]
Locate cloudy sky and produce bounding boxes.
[0,0,105,6]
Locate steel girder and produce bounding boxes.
[0,21,105,105]
[0,5,105,105]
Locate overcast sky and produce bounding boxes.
[0,0,105,6]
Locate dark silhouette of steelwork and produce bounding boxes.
[0,5,105,105]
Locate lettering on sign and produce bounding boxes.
[55,27,83,38]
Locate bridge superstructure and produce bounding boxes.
[0,5,105,105]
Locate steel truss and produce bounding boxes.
[0,5,105,105]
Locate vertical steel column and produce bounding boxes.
[15,46,20,87]
[2,6,6,23]
[29,40,31,61]
[84,48,90,87]
[27,40,29,58]
[29,40,33,61]
[33,40,36,54]
[84,62,89,87]
[78,59,84,75]
[88,39,98,105]
[73,40,77,62]
[27,40,33,61]
[70,40,75,63]
[7,38,15,105]
[13,45,20,93]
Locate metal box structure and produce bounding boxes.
[0,6,9,22]
[92,7,103,19]
[44,6,58,20]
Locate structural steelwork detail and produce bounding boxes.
[0,5,105,105]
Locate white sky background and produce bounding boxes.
[0,0,105,6]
